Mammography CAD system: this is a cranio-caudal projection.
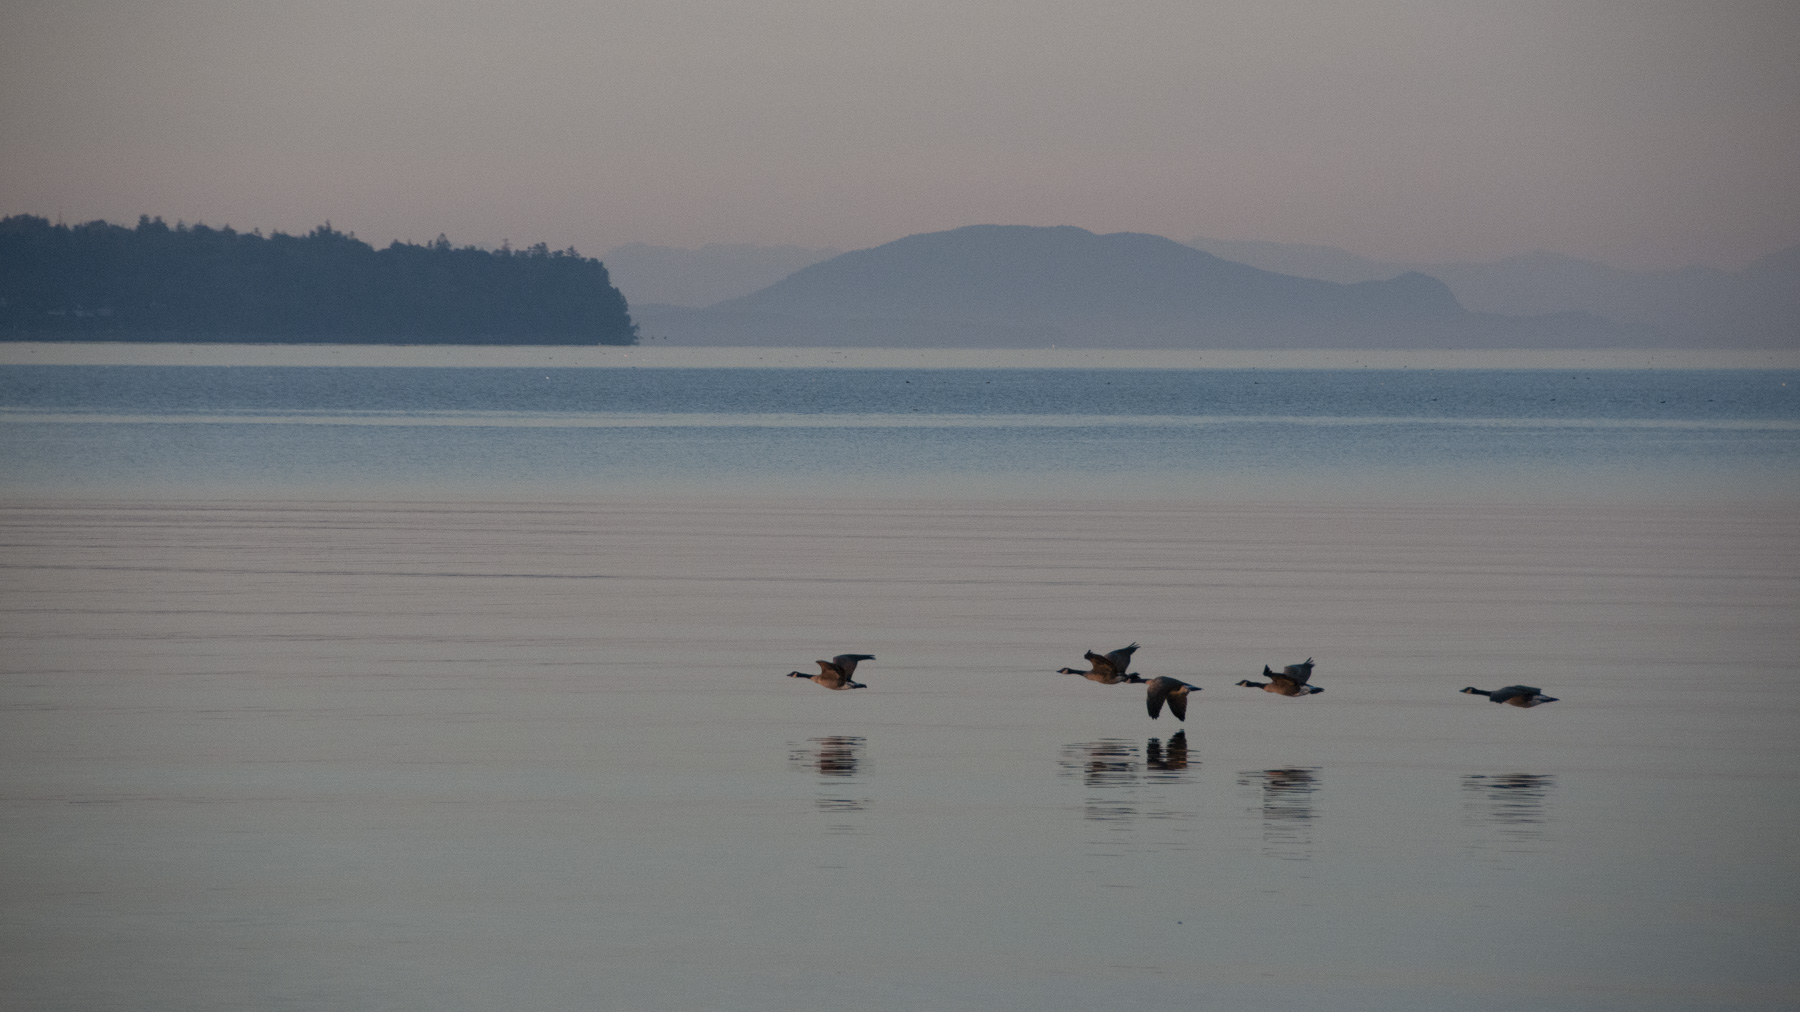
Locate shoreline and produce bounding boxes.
[2,341,1797,370]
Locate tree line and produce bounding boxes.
[0,214,637,344]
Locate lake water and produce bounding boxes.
[2,354,1798,1010]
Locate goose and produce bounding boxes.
[1237,657,1322,696]
[1144,676,1200,721]
[1058,642,1142,684]
[787,654,876,690]
[1460,685,1558,708]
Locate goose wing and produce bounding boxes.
[1145,677,1172,719]
[1084,650,1118,675]
[1281,659,1315,685]
[1167,687,1189,722]
[1104,643,1140,672]
[816,659,846,678]
[831,654,875,678]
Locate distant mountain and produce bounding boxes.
[1184,237,1406,285]
[602,242,841,308]
[637,225,1648,348]
[1189,236,1800,347]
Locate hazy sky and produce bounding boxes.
[3,0,1796,269]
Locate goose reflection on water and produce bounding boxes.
[1462,773,1556,854]
[1237,767,1322,861]
[1059,733,1196,826]
[1145,730,1190,776]
[788,735,870,822]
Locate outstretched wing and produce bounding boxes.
[1167,689,1188,722]
[1084,650,1117,675]
[816,659,845,678]
[1145,679,1170,719]
[1105,643,1140,672]
[1282,659,1315,685]
[831,654,875,678]
[1490,685,1539,703]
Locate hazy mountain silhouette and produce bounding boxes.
[634,225,1649,348]
[1190,235,1799,347]
[1184,237,1402,286]
[603,242,841,307]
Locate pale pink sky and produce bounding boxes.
[3,0,1796,269]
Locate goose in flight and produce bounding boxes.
[788,654,876,690]
[1058,642,1142,684]
[1461,685,1558,708]
[1144,676,1200,722]
[1237,658,1322,696]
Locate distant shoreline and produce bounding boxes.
[2,342,1796,370]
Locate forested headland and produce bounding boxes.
[0,215,637,345]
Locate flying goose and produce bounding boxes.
[1058,642,1142,684]
[787,654,876,690]
[1460,685,1558,708]
[1144,676,1200,721]
[1237,657,1322,696]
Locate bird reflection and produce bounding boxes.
[1060,739,1140,790]
[1059,736,1196,829]
[1145,731,1189,775]
[1462,773,1555,854]
[789,735,869,823]
[805,735,863,778]
[1237,767,1321,861]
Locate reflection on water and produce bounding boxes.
[1145,731,1190,776]
[1237,767,1321,861]
[1462,773,1556,855]
[1059,734,1196,830]
[1060,739,1140,792]
[801,735,864,779]
[789,736,869,829]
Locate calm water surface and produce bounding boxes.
[2,363,1798,1010]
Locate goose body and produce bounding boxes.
[1058,667,1146,685]
[1144,676,1200,722]
[1058,642,1142,684]
[788,653,876,690]
[1237,658,1322,696]
[1461,685,1558,708]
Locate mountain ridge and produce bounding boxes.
[1188,235,1799,347]
[635,225,1653,348]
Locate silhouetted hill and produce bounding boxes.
[1189,235,1799,347]
[1185,237,1400,285]
[603,242,841,307]
[0,215,637,345]
[653,225,1647,348]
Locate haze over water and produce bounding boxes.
[3,356,1798,1010]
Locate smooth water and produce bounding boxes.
[1,366,1797,500]
[2,363,1798,1010]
